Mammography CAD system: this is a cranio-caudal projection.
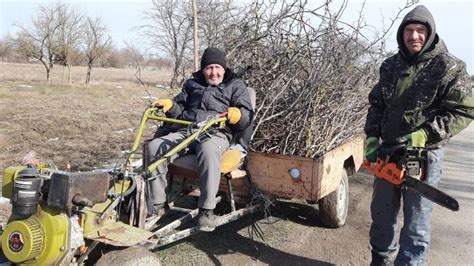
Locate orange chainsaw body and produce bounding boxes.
[362,158,405,185]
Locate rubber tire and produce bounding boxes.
[318,169,349,228]
[95,246,161,266]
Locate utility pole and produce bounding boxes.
[192,0,199,71]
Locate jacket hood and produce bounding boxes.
[192,67,235,86]
[397,5,437,61]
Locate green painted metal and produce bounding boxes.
[126,107,226,174]
[146,115,227,174]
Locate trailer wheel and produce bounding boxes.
[318,169,349,228]
[95,246,161,266]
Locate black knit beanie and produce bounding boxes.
[200,47,226,69]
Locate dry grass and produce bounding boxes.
[0,62,172,86]
[0,62,179,173]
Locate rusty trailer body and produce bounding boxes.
[247,135,364,202]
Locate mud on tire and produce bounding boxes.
[318,169,349,228]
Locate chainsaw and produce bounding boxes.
[362,144,459,211]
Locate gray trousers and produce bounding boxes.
[147,131,229,210]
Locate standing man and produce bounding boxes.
[148,47,254,232]
[364,5,473,265]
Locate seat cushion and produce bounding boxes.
[168,150,243,179]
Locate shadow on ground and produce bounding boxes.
[153,197,332,265]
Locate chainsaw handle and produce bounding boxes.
[362,160,376,172]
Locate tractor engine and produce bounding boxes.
[1,165,111,265]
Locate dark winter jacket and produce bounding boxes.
[165,68,254,142]
[364,5,473,148]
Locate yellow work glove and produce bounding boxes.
[227,107,241,125]
[403,129,428,148]
[364,136,380,162]
[153,99,173,113]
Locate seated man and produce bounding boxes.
[147,47,254,232]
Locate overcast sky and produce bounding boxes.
[1,0,472,74]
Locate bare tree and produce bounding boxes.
[140,0,194,88]
[15,3,62,81]
[55,3,83,83]
[123,42,145,84]
[82,16,111,84]
[139,0,241,87]
[196,0,240,48]
[101,47,127,68]
[0,35,16,62]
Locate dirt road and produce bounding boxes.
[430,124,474,264]
[153,124,473,265]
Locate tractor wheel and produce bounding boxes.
[95,246,161,266]
[318,169,349,228]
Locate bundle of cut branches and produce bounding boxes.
[217,0,414,158]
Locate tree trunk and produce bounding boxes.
[67,62,72,83]
[39,59,51,81]
[85,63,92,84]
[61,66,65,83]
[170,59,182,88]
[136,65,142,80]
[192,0,199,72]
[48,63,54,83]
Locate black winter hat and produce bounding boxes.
[200,47,226,69]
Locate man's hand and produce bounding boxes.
[227,107,241,124]
[153,99,173,113]
[402,129,427,148]
[364,136,380,162]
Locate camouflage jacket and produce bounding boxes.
[364,39,474,148]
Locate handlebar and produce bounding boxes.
[126,107,228,170]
